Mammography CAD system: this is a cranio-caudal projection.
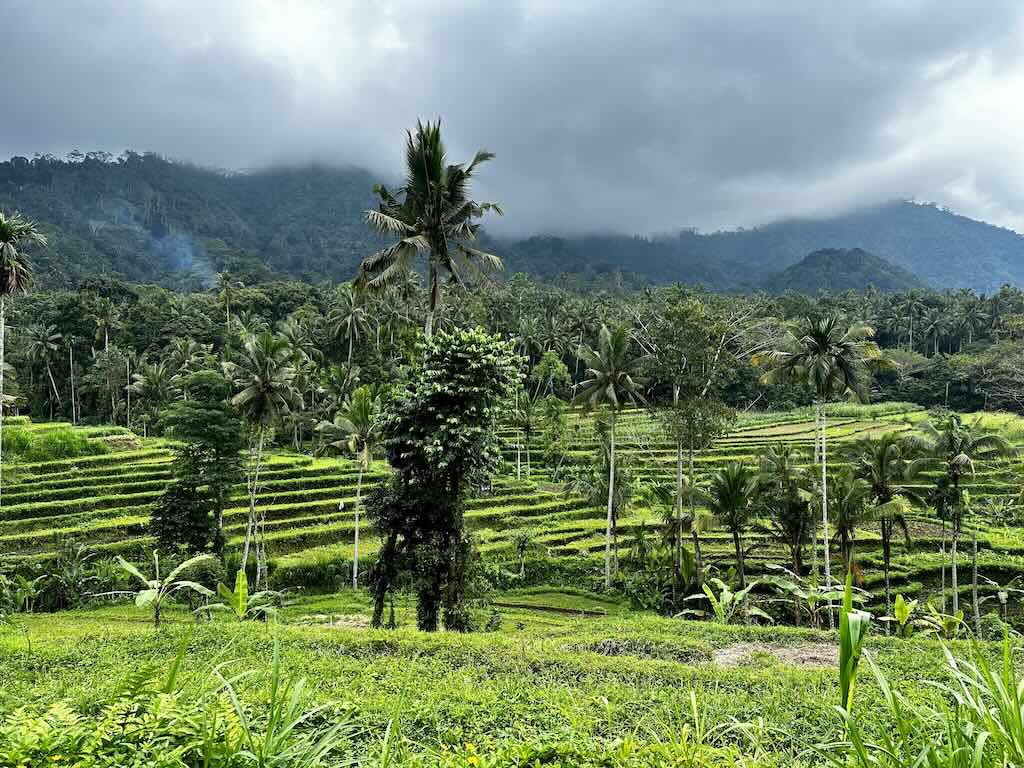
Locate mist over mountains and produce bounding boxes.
[3,152,1024,293]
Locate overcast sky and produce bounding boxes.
[5,1,1024,236]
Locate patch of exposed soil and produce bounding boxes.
[304,613,372,629]
[713,642,838,668]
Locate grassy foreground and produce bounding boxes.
[0,589,983,767]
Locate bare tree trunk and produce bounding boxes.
[1,296,6,509]
[820,402,834,630]
[951,520,959,616]
[353,462,364,590]
[733,530,746,588]
[689,436,703,590]
[604,413,616,589]
[972,532,980,636]
[69,342,77,424]
[940,521,947,613]
[242,427,265,573]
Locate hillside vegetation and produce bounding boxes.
[5,153,1024,291]
[761,248,922,293]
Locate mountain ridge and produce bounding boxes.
[2,152,1021,292]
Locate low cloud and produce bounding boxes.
[4,1,1024,234]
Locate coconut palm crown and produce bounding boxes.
[354,119,503,339]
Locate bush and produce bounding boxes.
[2,426,108,463]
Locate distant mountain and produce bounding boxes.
[498,202,1024,293]
[760,248,922,294]
[2,152,1023,293]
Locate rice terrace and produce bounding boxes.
[10,3,1024,766]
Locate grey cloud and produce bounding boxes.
[4,1,1024,235]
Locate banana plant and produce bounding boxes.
[761,565,865,630]
[918,603,966,639]
[679,577,772,625]
[115,551,216,628]
[879,593,919,638]
[207,568,281,621]
[839,569,871,714]
[12,574,46,613]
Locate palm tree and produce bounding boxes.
[214,272,243,353]
[853,434,922,623]
[354,120,503,339]
[24,323,63,413]
[898,294,925,353]
[328,284,371,364]
[0,211,42,506]
[704,462,757,588]
[511,388,540,479]
[226,331,299,587]
[129,359,176,430]
[827,468,872,570]
[921,306,949,356]
[91,297,118,352]
[318,385,380,590]
[574,324,647,588]
[909,415,1014,614]
[756,316,884,608]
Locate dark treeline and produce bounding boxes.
[7,273,1024,433]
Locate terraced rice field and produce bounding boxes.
[5,403,1024,612]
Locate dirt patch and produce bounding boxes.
[303,613,372,629]
[576,638,711,665]
[713,642,837,668]
[96,434,143,451]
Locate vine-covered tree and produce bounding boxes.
[368,328,518,631]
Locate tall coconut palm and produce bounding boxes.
[703,462,757,588]
[853,433,922,624]
[24,323,63,413]
[318,385,381,590]
[328,284,371,364]
[0,211,42,506]
[354,120,503,339]
[756,316,884,611]
[91,297,118,352]
[908,415,1014,614]
[574,324,647,588]
[225,331,299,586]
[214,272,243,353]
[129,358,176,429]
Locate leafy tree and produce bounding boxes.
[574,324,647,588]
[354,120,504,339]
[756,316,885,604]
[0,211,41,505]
[318,384,381,590]
[368,328,518,631]
[150,467,218,556]
[161,370,244,554]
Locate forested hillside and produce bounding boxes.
[761,247,922,293]
[4,152,1024,292]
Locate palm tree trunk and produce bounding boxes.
[733,529,746,588]
[604,413,616,589]
[425,265,438,340]
[674,437,683,587]
[69,342,77,425]
[688,437,703,590]
[348,332,354,365]
[46,362,61,405]
[940,520,947,613]
[971,532,980,636]
[242,427,265,572]
[353,461,364,590]
[951,519,959,616]
[1,295,6,509]
[819,402,834,629]
[882,519,892,635]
